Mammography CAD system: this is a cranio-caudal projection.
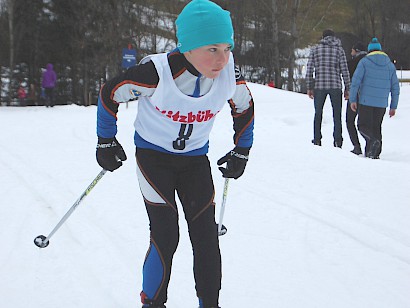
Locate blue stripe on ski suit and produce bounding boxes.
[134,131,209,156]
[236,118,254,148]
[143,241,165,300]
[96,95,117,138]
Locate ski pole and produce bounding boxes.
[34,169,107,248]
[217,178,229,236]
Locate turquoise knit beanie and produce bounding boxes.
[176,0,234,53]
[368,37,382,52]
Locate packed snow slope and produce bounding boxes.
[1,82,409,308]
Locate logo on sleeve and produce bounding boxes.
[130,89,141,98]
[234,66,242,80]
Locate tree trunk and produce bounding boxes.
[272,0,281,88]
[7,0,14,103]
[288,0,300,91]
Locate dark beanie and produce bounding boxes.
[322,29,335,38]
[352,41,366,52]
[368,37,382,52]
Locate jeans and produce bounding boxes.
[313,89,342,143]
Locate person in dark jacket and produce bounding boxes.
[306,29,350,148]
[346,41,367,155]
[350,38,400,159]
[41,63,57,107]
[95,1,254,307]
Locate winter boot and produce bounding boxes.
[333,140,342,148]
[142,302,166,308]
[367,139,381,159]
[141,292,166,308]
[351,145,362,155]
[312,139,321,146]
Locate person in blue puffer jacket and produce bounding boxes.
[349,38,400,159]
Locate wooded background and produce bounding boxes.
[1,0,409,105]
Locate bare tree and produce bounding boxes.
[6,0,14,102]
[288,0,300,91]
[271,0,281,88]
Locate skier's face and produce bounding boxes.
[184,44,231,79]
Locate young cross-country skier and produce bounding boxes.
[95,1,255,307]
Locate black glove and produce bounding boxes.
[96,137,127,172]
[217,147,249,179]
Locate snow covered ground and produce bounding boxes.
[397,69,410,80]
[1,82,409,308]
